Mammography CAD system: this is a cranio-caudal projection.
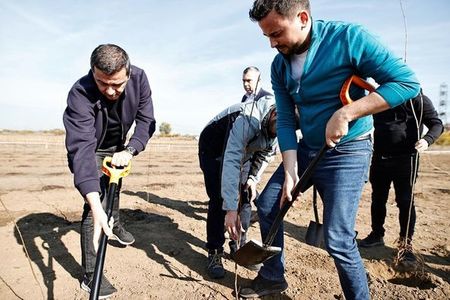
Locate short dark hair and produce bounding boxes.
[243,66,260,75]
[90,44,131,76]
[249,0,310,22]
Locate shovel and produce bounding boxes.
[232,144,329,266]
[90,157,131,300]
[305,186,324,247]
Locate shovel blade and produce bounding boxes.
[305,220,324,247]
[232,239,281,266]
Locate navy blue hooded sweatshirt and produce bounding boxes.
[63,65,156,196]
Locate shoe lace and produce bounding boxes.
[208,252,223,268]
[396,237,413,260]
[113,225,124,234]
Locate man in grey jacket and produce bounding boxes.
[241,66,272,103]
[198,95,278,279]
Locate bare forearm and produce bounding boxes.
[338,92,390,122]
[85,192,102,209]
[281,150,298,179]
[326,92,390,147]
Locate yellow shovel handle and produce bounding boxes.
[102,156,131,184]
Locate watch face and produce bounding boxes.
[126,146,137,155]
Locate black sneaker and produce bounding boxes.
[207,249,225,279]
[111,225,135,245]
[240,274,288,298]
[358,232,384,248]
[81,273,117,299]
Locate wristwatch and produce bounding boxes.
[125,146,137,156]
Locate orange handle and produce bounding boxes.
[339,75,376,105]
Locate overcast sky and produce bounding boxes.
[1,0,449,134]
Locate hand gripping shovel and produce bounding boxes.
[304,186,324,247]
[90,157,131,300]
[232,144,329,266]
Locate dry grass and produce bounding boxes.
[436,130,450,145]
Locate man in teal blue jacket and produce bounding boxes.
[234,1,420,299]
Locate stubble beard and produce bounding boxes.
[277,40,307,56]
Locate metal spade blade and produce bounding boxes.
[305,186,324,247]
[232,144,328,266]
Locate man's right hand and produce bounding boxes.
[85,192,114,252]
[415,138,429,153]
[112,150,133,167]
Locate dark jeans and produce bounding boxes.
[198,151,251,252]
[256,139,372,300]
[369,153,418,239]
[81,147,122,274]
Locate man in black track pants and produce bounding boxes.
[359,91,443,270]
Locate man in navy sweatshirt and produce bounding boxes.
[63,44,155,299]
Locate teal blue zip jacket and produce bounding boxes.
[272,20,420,151]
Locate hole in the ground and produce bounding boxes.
[366,260,437,290]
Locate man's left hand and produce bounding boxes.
[111,150,133,167]
[415,139,429,153]
[245,178,257,202]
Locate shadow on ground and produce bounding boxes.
[14,213,80,300]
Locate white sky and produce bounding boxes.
[1,0,449,134]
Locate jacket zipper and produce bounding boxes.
[97,104,108,151]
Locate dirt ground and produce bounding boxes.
[0,133,449,300]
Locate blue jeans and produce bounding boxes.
[256,139,372,300]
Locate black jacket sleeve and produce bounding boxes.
[415,94,444,146]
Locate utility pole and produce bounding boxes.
[438,83,448,127]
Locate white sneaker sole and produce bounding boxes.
[111,234,135,246]
[81,281,114,299]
